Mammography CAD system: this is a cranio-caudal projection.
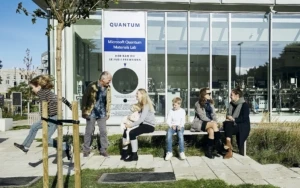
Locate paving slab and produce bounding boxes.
[82,155,105,169]
[2,128,300,187]
[186,156,206,167]
[99,156,121,169]
[154,167,173,173]
[153,157,172,169]
[290,167,300,174]
[170,157,190,168]
[265,177,300,188]
[193,168,218,180]
[136,155,154,169]
[118,160,137,169]
[173,167,197,180]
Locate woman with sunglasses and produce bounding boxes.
[193,87,223,159]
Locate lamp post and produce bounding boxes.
[238,42,243,85]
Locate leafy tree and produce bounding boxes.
[16,1,117,186]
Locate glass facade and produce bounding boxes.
[272,14,300,114]
[70,10,300,122]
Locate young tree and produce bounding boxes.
[0,59,3,84]
[16,1,116,187]
[19,48,37,84]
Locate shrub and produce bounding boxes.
[247,127,300,167]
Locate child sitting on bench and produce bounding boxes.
[165,97,186,160]
[120,104,141,146]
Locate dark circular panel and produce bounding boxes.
[112,68,138,94]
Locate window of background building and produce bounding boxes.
[212,13,229,112]
[148,12,165,120]
[272,14,300,115]
[231,14,269,115]
[190,13,209,118]
[73,13,102,94]
[167,12,188,115]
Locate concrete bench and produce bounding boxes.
[140,130,247,156]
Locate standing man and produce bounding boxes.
[81,71,112,157]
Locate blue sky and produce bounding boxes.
[0,0,47,69]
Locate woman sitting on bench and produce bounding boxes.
[223,87,250,159]
[192,87,223,159]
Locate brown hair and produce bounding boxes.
[29,75,54,89]
[232,86,243,97]
[199,87,214,108]
[172,97,182,105]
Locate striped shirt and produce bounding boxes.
[37,89,72,117]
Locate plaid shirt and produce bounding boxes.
[90,85,107,119]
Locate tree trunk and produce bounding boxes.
[56,22,64,188]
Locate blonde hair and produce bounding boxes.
[136,88,155,112]
[29,75,54,89]
[130,104,141,112]
[172,97,182,105]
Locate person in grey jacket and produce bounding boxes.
[121,88,156,162]
[193,87,223,159]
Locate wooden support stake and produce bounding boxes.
[42,101,49,188]
[72,101,81,188]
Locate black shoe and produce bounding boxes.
[205,146,214,159]
[124,152,138,162]
[14,143,28,153]
[120,149,129,160]
[215,139,227,155]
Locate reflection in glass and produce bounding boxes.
[272,14,300,114]
[167,12,188,114]
[212,14,229,112]
[148,12,165,118]
[190,13,209,116]
[231,14,269,115]
[73,17,102,92]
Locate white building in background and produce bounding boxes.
[37,51,49,75]
[0,68,27,95]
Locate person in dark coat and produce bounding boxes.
[223,87,250,159]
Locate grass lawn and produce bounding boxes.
[11,125,31,130]
[28,168,277,188]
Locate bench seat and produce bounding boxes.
[140,130,247,156]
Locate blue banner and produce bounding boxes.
[104,37,145,52]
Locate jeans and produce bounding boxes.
[22,115,57,148]
[166,127,185,153]
[83,117,108,153]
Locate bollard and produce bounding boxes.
[42,101,49,188]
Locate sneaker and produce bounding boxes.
[14,143,29,154]
[83,152,90,158]
[100,151,110,158]
[179,152,186,160]
[165,152,173,161]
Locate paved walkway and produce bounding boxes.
[1,127,300,187]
